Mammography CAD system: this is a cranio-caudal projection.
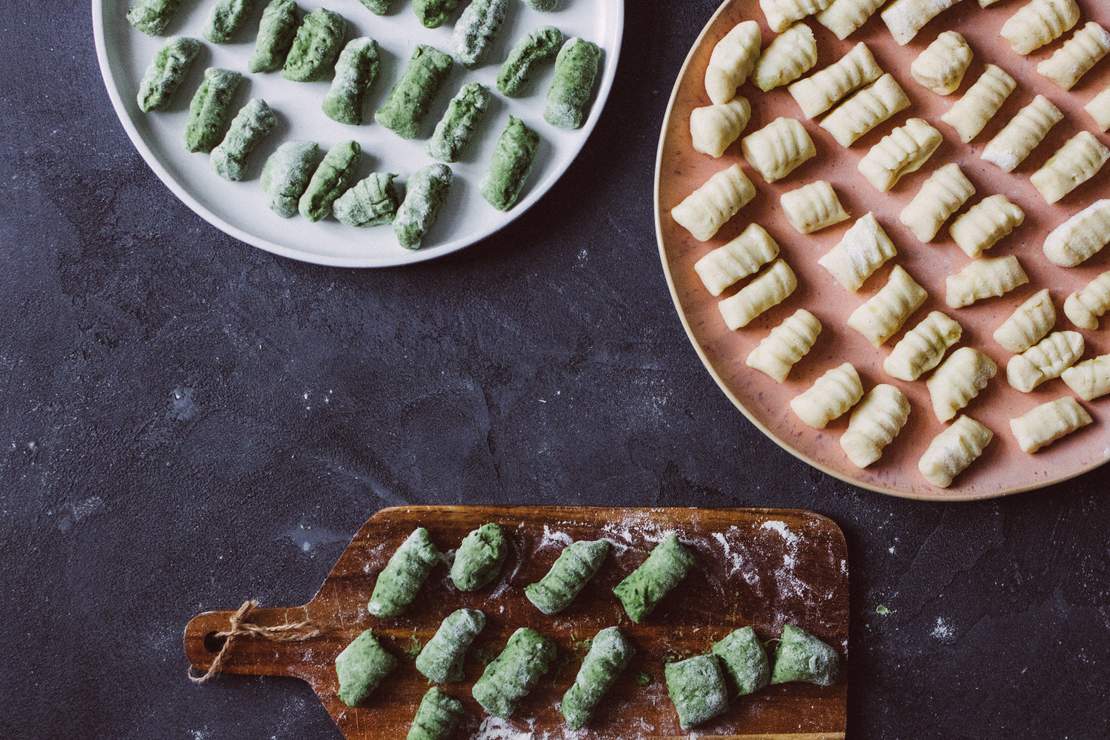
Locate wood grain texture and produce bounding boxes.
[184,506,849,738]
[654,0,1110,500]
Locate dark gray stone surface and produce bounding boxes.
[0,2,1107,739]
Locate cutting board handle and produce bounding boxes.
[183,604,321,680]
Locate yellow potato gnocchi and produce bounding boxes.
[899,163,975,242]
[690,98,752,158]
[840,384,910,468]
[1000,0,1080,55]
[740,117,816,183]
[790,362,863,429]
[1006,331,1084,393]
[1064,271,1110,330]
[1009,397,1092,454]
[946,256,1029,308]
[918,415,994,488]
[788,42,882,119]
[753,24,818,92]
[1085,86,1110,132]
[718,259,797,330]
[1062,354,1110,401]
[846,265,928,347]
[705,21,761,105]
[1031,133,1110,205]
[1037,22,1110,90]
[760,0,834,33]
[694,223,781,297]
[746,308,823,382]
[857,118,942,192]
[780,180,850,234]
[819,212,898,292]
[948,195,1025,258]
[1043,199,1110,267]
[883,311,963,382]
[928,347,998,422]
[817,0,886,40]
[981,95,1063,173]
[993,289,1056,354]
[881,0,961,46]
[820,74,910,148]
[671,163,756,242]
[940,64,1016,143]
[910,31,972,95]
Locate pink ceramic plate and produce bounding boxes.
[656,0,1109,500]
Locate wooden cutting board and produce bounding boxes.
[184,507,849,738]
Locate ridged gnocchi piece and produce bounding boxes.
[719,259,798,330]
[1030,132,1110,205]
[847,265,928,347]
[671,164,757,242]
[753,24,818,92]
[928,347,998,422]
[1037,22,1110,90]
[1001,0,1080,55]
[948,195,1025,258]
[1007,331,1084,392]
[1009,397,1092,453]
[1043,200,1110,266]
[884,311,963,381]
[899,163,975,243]
[690,98,752,158]
[760,0,834,33]
[981,96,1063,173]
[993,289,1056,353]
[694,223,781,296]
[881,0,961,45]
[918,415,994,488]
[1062,354,1110,401]
[817,0,886,40]
[1065,271,1110,330]
[840,384,911,468]
[746,308,823,382]
[1086,86,1110,132]
[820,74,910,148]
[910,31,973,95]
[705,21,762,105]
[790,362,863,429]
[858,118,942,192]
[740,117,817,183]
[819,212,897,291]
[780,180,850,234]
[788,42,882,119]
[946,256,1029,308]
[940,65,1016,143]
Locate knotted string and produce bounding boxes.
[188,600,321,684]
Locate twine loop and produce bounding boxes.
[188,600,321,684]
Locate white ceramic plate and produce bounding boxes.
[93,0,623,267]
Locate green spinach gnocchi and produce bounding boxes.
[323,38,380,126]
[414,608,486,683]
[367,526,441,618]
[472,627,556,718]
[450,522,507,591]
[137,36,202,113]
[428,83,491,163]
[250,0,299,74]
[664,654,729,730]
[561,626,633,730]
[211,98,277,181]
[184,68,244,154]
[406,687,465,740]
[770,624,840,687]
[612,532,694,623]
[283,8,347,82]
[334,629,397,707]
[375,45,454,139]
[127,0,184,36]
[497,26,565,97]
[481,116,540,212]
[333,173,400,228]
[394,164,453,250]
[261,141,320,218]
[524,538,609,615]
[545,38,602,130]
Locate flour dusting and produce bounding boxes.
[931,616,956,642]
[710,528,760,586]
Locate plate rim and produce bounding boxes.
[653,0,1108,502]
[92,0,626,268]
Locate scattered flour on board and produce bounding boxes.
[710,528,761,586]
[760,520,814,600]
[537,525,574,551]
[931,616,956,642]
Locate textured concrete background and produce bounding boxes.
[1,2,1108,738]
